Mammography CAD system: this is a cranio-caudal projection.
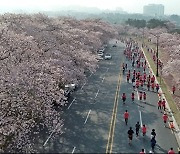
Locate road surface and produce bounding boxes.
[42,39,179,153]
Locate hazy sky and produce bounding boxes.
[0,0,179,15]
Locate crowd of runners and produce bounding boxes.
[120,39,176,154]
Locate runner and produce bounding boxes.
[127,127,134,145]
[136,80,140,89]
[143,92,146,103]
[135,121,140,137]
[133,80,136,91]
[151,82,155,91]
[156,83,160,93]
[139,149,145,154]
[142,124,147,136]
[163,113,168,127]
[139,91,143,101]
[147,81,150,91]
[162,99,166,111]
[157,100,162,110]
[168,147,175,154]
[127,74,130,83]
[150,137,156,152]
[131,92,135,102]
[124,110,129,125]
[122,93,126,104]
[151,129,156,139]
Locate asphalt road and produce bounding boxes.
[42,39,179,153]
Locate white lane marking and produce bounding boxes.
[67,98,76,109]
[106,68,109,73]
[72,147,76,153]
[139,111,143,127]
[89,72,93,77]
[43,124,62,146]
[81,82,86,90]
[94,89,100,99]
[84,110,91,124]
[102,76,105,83]
[137,90,139,100]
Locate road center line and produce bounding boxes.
[139,111,143,127]
[95,89,99,99]
[84,110,91,124]
[72,146,76,153]
[67,98,76,109]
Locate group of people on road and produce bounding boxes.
[120,39,176,153]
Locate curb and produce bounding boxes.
[141,47,180,148]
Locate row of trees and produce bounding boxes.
[0,13,118,152]
[125,18,175,30]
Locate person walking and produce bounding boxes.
[135,121,140,137]
[150,137,156,152]
[124,110,129,125]
[168,147,175,154]
[142,124,147,136]
[163,113,168,127]
[127,127,134,145]
[172,85,176,94]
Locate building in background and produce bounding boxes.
[143,4,164,17]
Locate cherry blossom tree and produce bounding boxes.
[0,13,118,152]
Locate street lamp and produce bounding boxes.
[150,33,160,77]
[156,36,160,77]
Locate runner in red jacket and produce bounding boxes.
[163,113,168,127]
[142,124,147,136]
[124,110,129,125]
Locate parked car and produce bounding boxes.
[64,83,76,97]
[97,52,104,57]
[112,44,117,47]
[97,56,103,61]
[104,53,112,60]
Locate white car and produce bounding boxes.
[98,52,104,57]
[104,54,112,60]
[96,56,103,61]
